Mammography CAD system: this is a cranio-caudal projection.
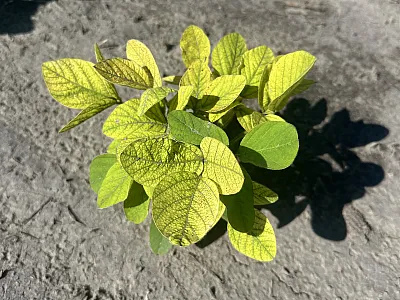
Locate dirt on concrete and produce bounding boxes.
[1,0,399,299]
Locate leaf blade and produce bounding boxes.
[89,154,117,194]
[253,182,278,205]
[150,220,172,255]
[138,86,174,116]
[124,181,150,224]
[228,209,276,262]
[212,33,247,75]
[152,172,220,246]
[180,25,210,68]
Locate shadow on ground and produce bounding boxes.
[197,98,388,248]
[0,0,54,35]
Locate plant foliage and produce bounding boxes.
[42,25,316,262]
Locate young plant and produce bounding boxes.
[42,25,316,262]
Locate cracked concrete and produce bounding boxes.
[1,0,400,299]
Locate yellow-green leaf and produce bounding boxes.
[200,75,246,113]
[253,181,278,205]
[42,58,120,109]
[163,75,182,85]
[241,46,274,98]
[89,154,117,194]
[208,100,241,122]
[59,98,116,133]
[180,25,210,68]
[212,200,226,228]
[212,33,247,75]
[94,58,153,90]
[103,98,167,139]
[236,105,267,132]
[265,114,285,122]
[200,137,244,195]
[126,39,162,87]
[152,171,220,246]
[268,51,316,111]
[138,87,175,116]
[228,209,276,262]
[180,59,211,100]
[97,162,133,209]
[168,86,193,111]
[124,181,150,224]
[120,138,204,186]
[94,43,105,62]
[290,78,315,96]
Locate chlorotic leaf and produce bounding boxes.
[228,209,276,262]
[235,105,267,132]
[120,138,204,186]
[126,39,162,87]
[124,181,150,224]
[168,110,229,145]
[200,75,246,113]
[239,121,299,170]
[42,58,120,109]
[103,98,167,139]
[150,220,172,255]
[97,162,133,209]
[152,171,220,246]
[241,46,274,98]
[138,87,175,116]
[94,58,153,90]
[208,100,241,122]
[59,99,116,133]
[200,137,244,195]
[212,200,226,227]
[253,181,278,205]
[220,168,255,232]
[180,59,211,100]
[168,86,193,111]
[180,25,210,68]
[258,59,275,111]
[289,78,315,96]
[265,114,285,122]
[212,33,247,75]
[268,51,316,111]
[107,139,120,155]
[163,75,182,85]
[94,43,105,62]
[89,154,117,193]
[216,109,236,129]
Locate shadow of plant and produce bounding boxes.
[197,98,388,247]
[0,0,54,35]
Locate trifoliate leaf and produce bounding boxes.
[103,98,167,139]
[212,33,247,75]
[240,46,274,98]
[220,168,255,232]
[97,162,133,209]
[228,209,276,262]
[180,25,210,68]
[199,75,246,113]
[94,58,153,90]
[168,86,193,111]
[150,220,172,255]
[208,100,241,122]
[138,87,175,116]
[126,39,162,87]
[289,78,315,96]
[268,51,316,111]
[163,75,182,85]
[124,181,150,224]
[59,98,116,133]
[200,137,244,195]
[152,171,220,246]
[94,43,105,62]
[235,105,267,132]
[168,110,229,145]
[120,138,204,186]
[252,181,278,205]
[89,154,117,193]
[239,121,299,170]
[42,58,120,109]
[180,59,211,100]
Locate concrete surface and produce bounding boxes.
[1,0,400,299]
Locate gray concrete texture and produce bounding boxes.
[1,0,399,299]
